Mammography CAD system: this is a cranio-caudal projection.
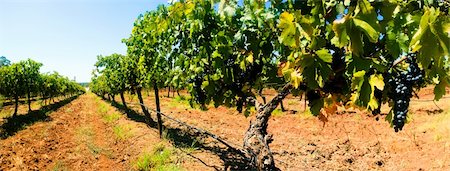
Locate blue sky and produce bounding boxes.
[0,0,168,82]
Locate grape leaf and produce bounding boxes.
[316,48,333,63]
[368,74,384,110]
[331,16,350,47]
[278,12,298,48]
[353,18,379,42]
[309,98,324,116]
[434,79,448,101]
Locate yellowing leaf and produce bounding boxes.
[369,74,384,91]
[350,92,359,104]
[278,12,298,47]
[201,80,209,89]
[324,104,338,114]
[368,74,384,110]
[246,52,254,63]
[316,48,333,63]
[353,70,366,78]
[331,16,349,47]
[290,70,303,88]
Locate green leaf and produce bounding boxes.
[385,109,394,126]
[410,7,432,52]
[309,98,324,116]
[348,29,364,57]
[298,16,314,41]
[354,0,380,33]
[434,79,447,101]
[350,70,366,105]
[353,18,379,42]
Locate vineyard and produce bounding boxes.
[1,0,450,170]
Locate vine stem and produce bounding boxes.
[390,55,408,69]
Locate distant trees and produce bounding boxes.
[0,59,85,116]
[0,56,11,67]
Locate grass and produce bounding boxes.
[287,99,298,105]
[74,125,113,158]
[75,125,102,155]
[103,112,121,124]
[76,125,95,139]
[272,109,284,117]
[0,108,12,119]
[0,96,3,108]
[113,124,134,141]
[98,103,109,115]
[134,143,184,171]
[297,109,314,119]
[51,160,68,171]
[169,95,191,109]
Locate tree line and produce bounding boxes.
[0,57,85,116]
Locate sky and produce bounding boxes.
[0,0,168,82]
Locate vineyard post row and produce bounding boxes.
[90,0,450,170]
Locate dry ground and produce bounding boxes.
[124,87,450,170]
[0,94,217,170]
[0,87,449,170]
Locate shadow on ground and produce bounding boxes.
[0,95,80,139]
[1,97,43,107]
[103,98,253,171]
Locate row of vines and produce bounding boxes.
[90,0,449,170]
[0,57,85,116]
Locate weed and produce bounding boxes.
[174,95,187,102]
[113,124,133,141]
[0,108,12,119]
[103,112,121,124]
[134,143,184,171]
[287,100,297,105]
[87,142,103,155]
[98,103,108,115]
[75,125,111,157]
[65,108,73,113]
[299,109,314,119]
[169,95,190,109]
[272,109,284,117]
[51,161,67,171]
[76,126,95,140]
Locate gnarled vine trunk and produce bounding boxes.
[27,90,31,112]
[13,94,19,117]
[153,82,163,138]
[120,92,127,109]
[243,84,292,171]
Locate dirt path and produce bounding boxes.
[0,93,222,170]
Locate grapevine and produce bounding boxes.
[88,0,450,170]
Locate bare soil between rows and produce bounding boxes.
[0,87,449,170]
